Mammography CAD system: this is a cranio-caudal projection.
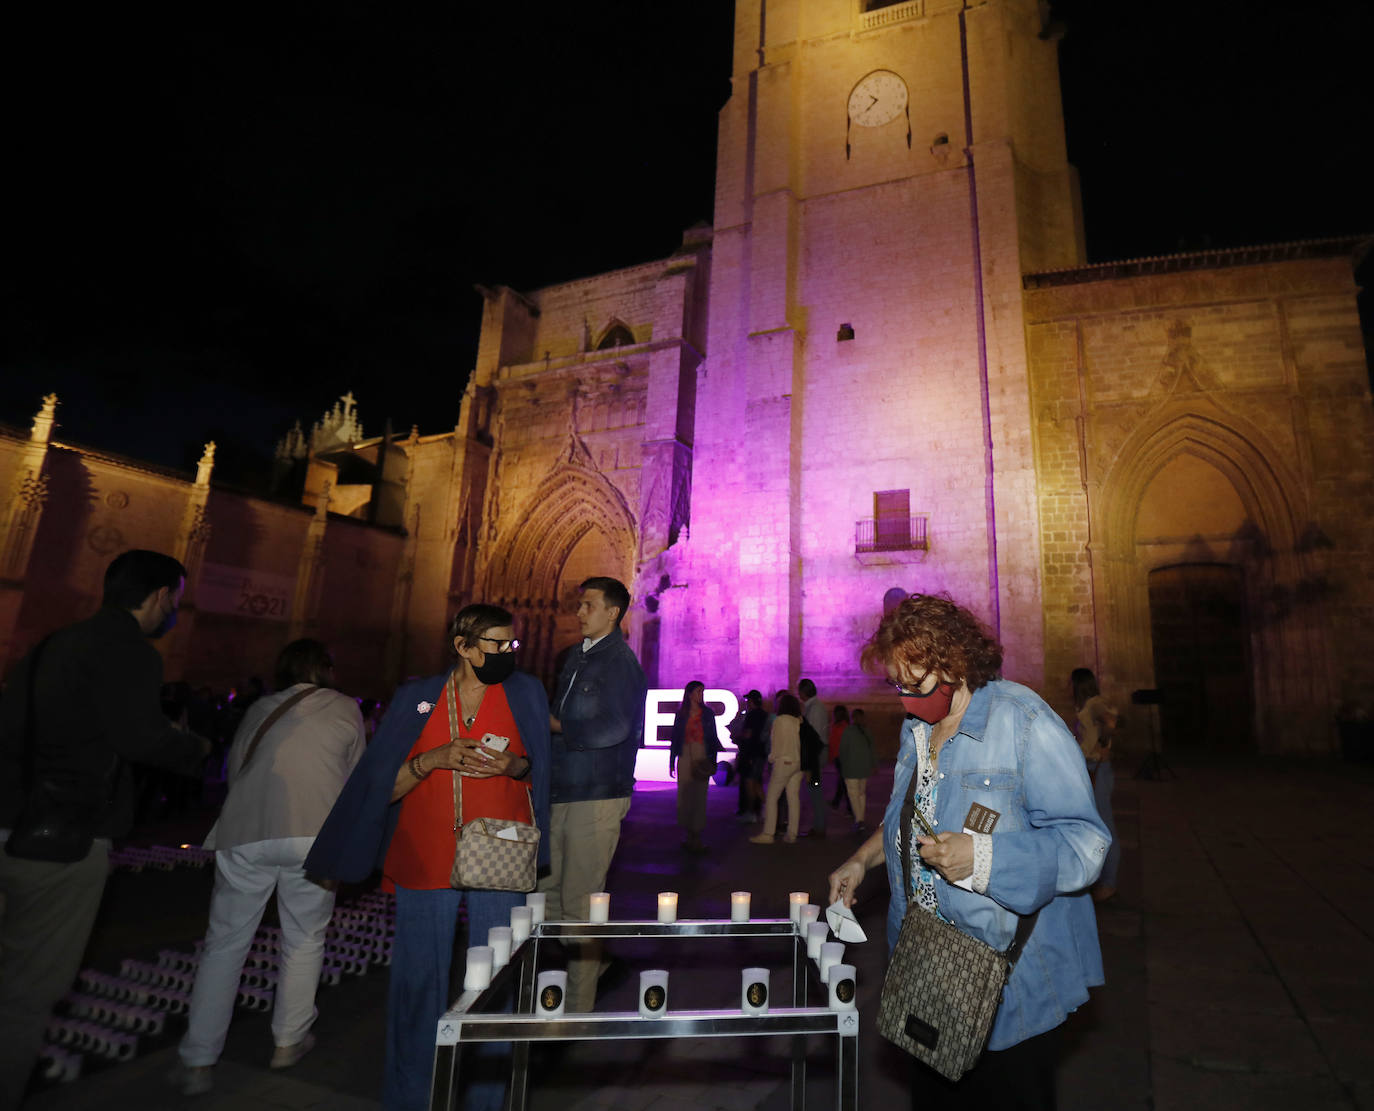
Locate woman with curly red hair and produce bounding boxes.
[828,594,1110,1109]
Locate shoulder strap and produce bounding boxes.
[446,673,536,829]
[239,686,317,773]
[447,672,463,831]
[897,739,1039,967]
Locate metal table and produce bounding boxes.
[430,919,858,1111]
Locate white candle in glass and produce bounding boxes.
[588,892,610,923]
[741,967,769,1015]
[827,963,857,1011]
[806,921,829,960]
[536,970,567,1018]
[510,906,533,947]
[788,892,809,923]
[463,946,494,991]
[800,904,821,928]
[657,892,678,923]
[730,892,751,922]
[487,926,512,969]
[525,892,546,925]
[639,970,669,1018]
[819,941,846,981]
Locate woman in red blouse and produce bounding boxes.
[668,681,722,854]
[309,603,550,1111]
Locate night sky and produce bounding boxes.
[3,1,1370,486]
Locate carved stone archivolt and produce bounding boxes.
[481,452,637,606]
[1099,410,1302,561]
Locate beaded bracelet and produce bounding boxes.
[408,754,428,780]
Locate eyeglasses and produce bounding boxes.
[885,675,936,698]
[477,636,520,653]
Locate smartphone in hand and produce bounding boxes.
[480,733,510,753]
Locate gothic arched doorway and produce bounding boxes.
[1147,563,1254,751]
[480,450,638,686]
[1097,410,1309,752]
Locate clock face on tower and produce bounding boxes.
[847,70,908,128]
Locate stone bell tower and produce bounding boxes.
[662,0,1083,694]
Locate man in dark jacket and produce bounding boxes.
[539,576,646,1013]
[0,550,208,1109]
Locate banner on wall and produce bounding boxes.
[197,562,295,622]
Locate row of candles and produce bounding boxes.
[461,890,857,1018]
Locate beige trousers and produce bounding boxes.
[536,796,631,1013]
[760,760,803,838]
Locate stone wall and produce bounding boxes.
[0,418,406,699]
[1025,243,1374,753]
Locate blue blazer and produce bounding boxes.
[305,669,552,884]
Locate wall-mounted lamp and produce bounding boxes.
[837,323,855,342]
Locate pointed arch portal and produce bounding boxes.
[1093,407,1319,752]
[482,460,637,681]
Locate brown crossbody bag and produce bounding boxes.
[876,762,1038,1081]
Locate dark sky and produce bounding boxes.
[3,1,1370,486]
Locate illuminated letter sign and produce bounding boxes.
[637,689,742,783]
[643,689,740,747]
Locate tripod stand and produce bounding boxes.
[1132,688,1177,781]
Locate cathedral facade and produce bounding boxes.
[3,0,1371,754]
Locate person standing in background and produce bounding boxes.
[838,707,876,833]
[1071,667,1121,904]
[798,679,829,838]
[828,705,852,815]
[735,690,767,823]
[0,550,209,1111]
[668,681,721,854]
[540,577,647,1013]
[173,639,365,1096]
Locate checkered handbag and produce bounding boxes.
[875,765,1037,1081]
[451,812,539,892]
[444,674,540,893]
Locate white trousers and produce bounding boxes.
[179,836,335,1066]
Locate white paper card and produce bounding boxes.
[495,826,521,841]
[953,826,975,890]
[825,899,867,943]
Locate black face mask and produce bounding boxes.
[471,650,516,686]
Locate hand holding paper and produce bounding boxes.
[825,899,867,943]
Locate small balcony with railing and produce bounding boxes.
[855,515,929,564]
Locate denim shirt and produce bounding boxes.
[551,628,647,803]
[882,679,1110,1050]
